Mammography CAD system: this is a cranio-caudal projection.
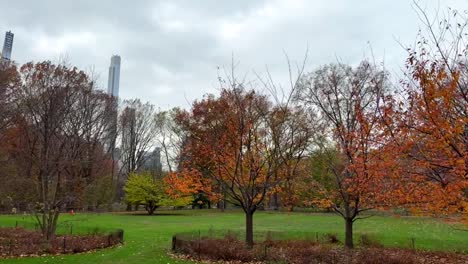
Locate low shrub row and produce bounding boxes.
[0,227,123,258]
[172,232,468,264]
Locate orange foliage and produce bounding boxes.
[380,45,467,223]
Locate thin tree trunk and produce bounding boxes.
[147,206,155,215]
[245,211,254,247]
[345,218,354,249]
[273,193,279,210]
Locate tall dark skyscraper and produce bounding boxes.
[1,31,14,61]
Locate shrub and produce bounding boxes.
[359,233,383,247]
[172,234,468,264]
[324,233,340,244]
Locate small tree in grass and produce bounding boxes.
[124,172,166,215]
[297,61,392,248]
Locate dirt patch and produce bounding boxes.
[0,227,122,258]
[172,235,468,264]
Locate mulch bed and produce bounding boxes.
[0,228,121,258]
[172,237,468,264]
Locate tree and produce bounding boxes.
[11,61,114,240]
[0,127,37,211]
[0,61,18,134]
[268,105,315,211]
[124,172,167,215]
[65,84,116,210]
[117,99,157,211]
[154,107,187,173]
[0,62,23,211]
[301,139,341,210]
[84,175,115,211]
[297,61,391,248]
[168,86,280,246]
[118,99,158,201]
[382,4,468,222]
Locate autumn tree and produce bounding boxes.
[65,83,117,210]
[297,61,391,248]
[0,127,38,211]
[124,172,167,215]
[268,105,315,211]
[383,4,468,221]
[300,138,341,211]
[0,62,21,210]
[11,61,114,239]
[84,175,115,211]
[0,61,18,135]
[169,85,287,246]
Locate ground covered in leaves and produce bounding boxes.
[0,228,121,258]
[173,236,468,264]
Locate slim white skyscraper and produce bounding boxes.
[107,55,121,97]
[1,31,14,61]
[106,55,121,160]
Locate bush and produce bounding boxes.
[324,233,340,244]
[359,233,383,247]
[0,227,123,258]
[172,234,468,264]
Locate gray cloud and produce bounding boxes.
[1,0,466,109]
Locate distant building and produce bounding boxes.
[105,55,121,157]
[107,55,121,97]
[1,31,14,61]
[141,148,163,177]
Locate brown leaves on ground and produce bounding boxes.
[0,228,121,258]
[173,236,468,264]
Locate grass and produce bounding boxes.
[0,210,467,263]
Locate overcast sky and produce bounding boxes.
[1,0,466,109]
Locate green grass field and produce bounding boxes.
[0,210,467,263]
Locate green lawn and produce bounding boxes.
[0,210,467,263]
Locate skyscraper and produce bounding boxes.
[1,31,14,61]
[107,55,121,97]
[141,147,163,177]
[105,55,121,163]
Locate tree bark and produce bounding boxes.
[345,218,354,249]
[147,208,155,215]
[245,211,254,247]
[272,193,279,210]
[146,202,157,215]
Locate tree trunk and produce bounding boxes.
[245,211,254,247]
[40,207,60,241]
[147,207,155,215]
[146,202,156,215]
[345,218,353,249]
[272,193,279,210]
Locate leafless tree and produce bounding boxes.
[154,107,187,173]
[118,99,158,201]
